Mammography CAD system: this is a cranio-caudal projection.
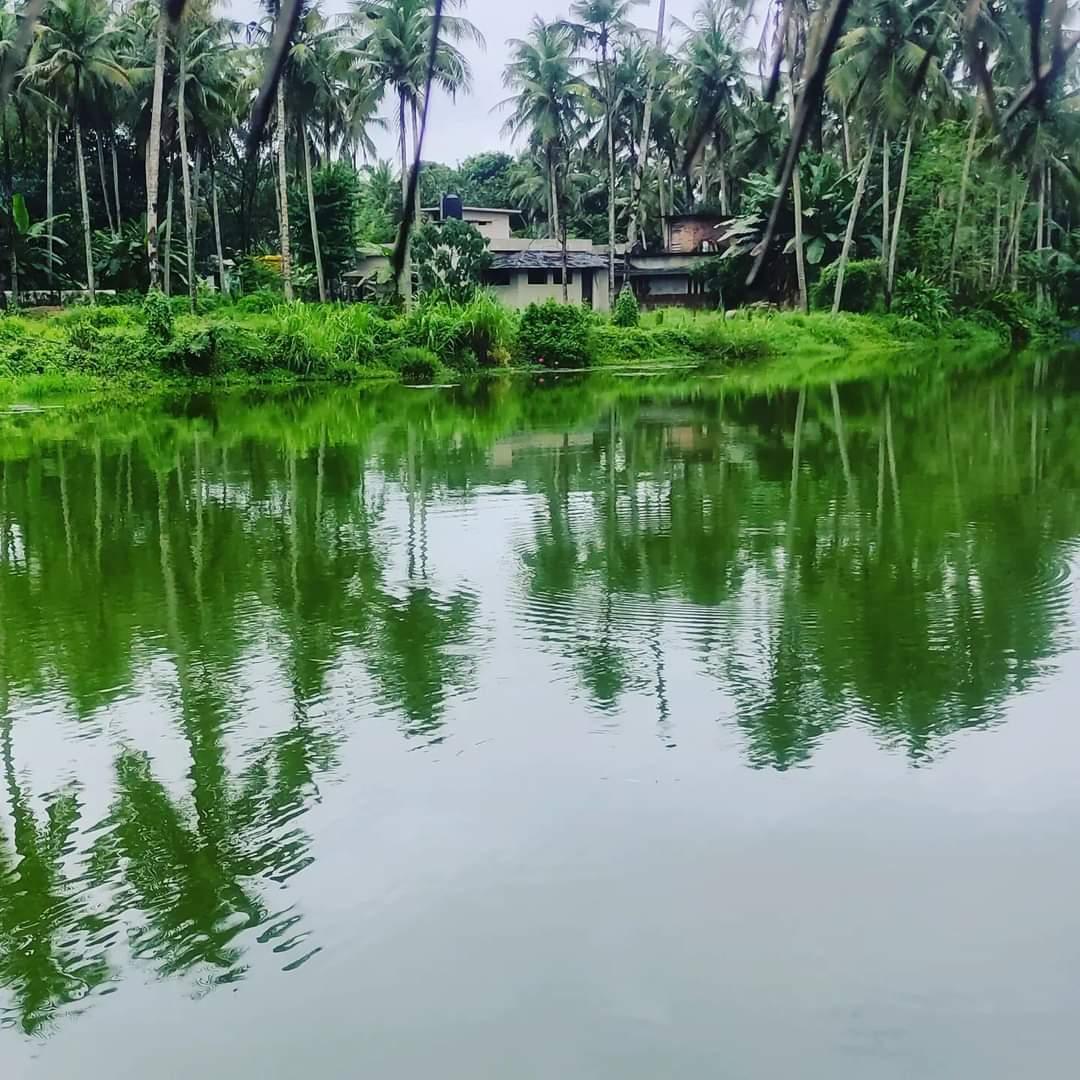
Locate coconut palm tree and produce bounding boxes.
[174,2,234,309]
[350,0,482,309]
[826,0,949,307]
[627,0,666,253]
[280,3,346,302]
[500,18,590,246]
[672,0,751,214]
[563,0,645,294]
[141,0,169,291]
[33,0,130,304]
[256,0,298,300]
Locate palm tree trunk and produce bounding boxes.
[603,44,616,298]
[177,39,198,313]
[790,81,807,313]
[211,155,227,297]
[146,1,169,290]
[559,162,569,303]
[303,126,327,302]
[886,120,915,303]
[627,0,666,254]
[411,100,425,295]
[97,136,116,236]
[111,141,121,237]
[192,147,202,243]
[547,144,560,239]
[1006,181,1015,291]
[1045,162,1053,249]
[397,89,412,310]
[832,125,876,314]
[991,189,1001,287]
[1035,164,1045,308]
[46,112,55,292]
[3,112,17,307]
[74,115,96,304]
[164,165,173,296]
[880,130,890,277]
[275,80,294,302]
[949,106,979,293]
[841,111,852,170]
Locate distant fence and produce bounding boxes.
[637,292,720,312]
[2,290,117,309]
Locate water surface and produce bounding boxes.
[2,359,1079,1078]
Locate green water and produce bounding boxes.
[2,360,1079,1078]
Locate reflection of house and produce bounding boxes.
[344,195,611,312]
[490,430,594,468]
[615,210,729,309]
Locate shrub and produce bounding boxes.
[239,254,285,295]
[157,327,217,376]
[404,293,515,370]
[212,322,271,372]
[395,345,440,383]
[143,289,174,343]
[233,289,280,314]
[515,300,595,368]
[455,292,515,365]
[331,306,380,367]
[811,259,883,313]
[412,219,491,302]
[55,306,131,330]
[890,272,952,326]
[973,291,1044,342]
[263,304,335,375]
[612,284,640,327]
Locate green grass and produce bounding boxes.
[592,307,1004,371]
[0,296,1008,398]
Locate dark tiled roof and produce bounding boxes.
[490,251,607,270]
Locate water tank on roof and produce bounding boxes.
[441,194,463,221]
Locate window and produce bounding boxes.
[552,269,574,286]
[527,269,549,286]
[484,269,513,287]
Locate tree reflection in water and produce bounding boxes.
[1,357,1078,1033]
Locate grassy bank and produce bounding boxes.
[0,292,1008,399]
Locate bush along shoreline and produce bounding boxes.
[0,287,1033,396]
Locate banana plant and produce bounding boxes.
[4,194,68,304]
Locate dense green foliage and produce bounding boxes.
[2,0,1077,323]
[811,260,884,314]
[515,301,596,368]
[891,272,952,327]
[411,219,491,303]
[0,297,1007,392]
[612,284,641,328]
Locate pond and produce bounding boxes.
[2,358,1080,1078]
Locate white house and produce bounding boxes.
[345,196,611,312]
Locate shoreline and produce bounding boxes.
[0,302,1024,406]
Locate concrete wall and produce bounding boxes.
[489,268,609,312]
[647,275,691,296]
[461,209,513,242]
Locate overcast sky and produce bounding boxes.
[227,0,717,165]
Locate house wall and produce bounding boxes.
[461,209,513,242]
[665,217,724,254]
[489,268,609,312]
[647,275,691,296]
